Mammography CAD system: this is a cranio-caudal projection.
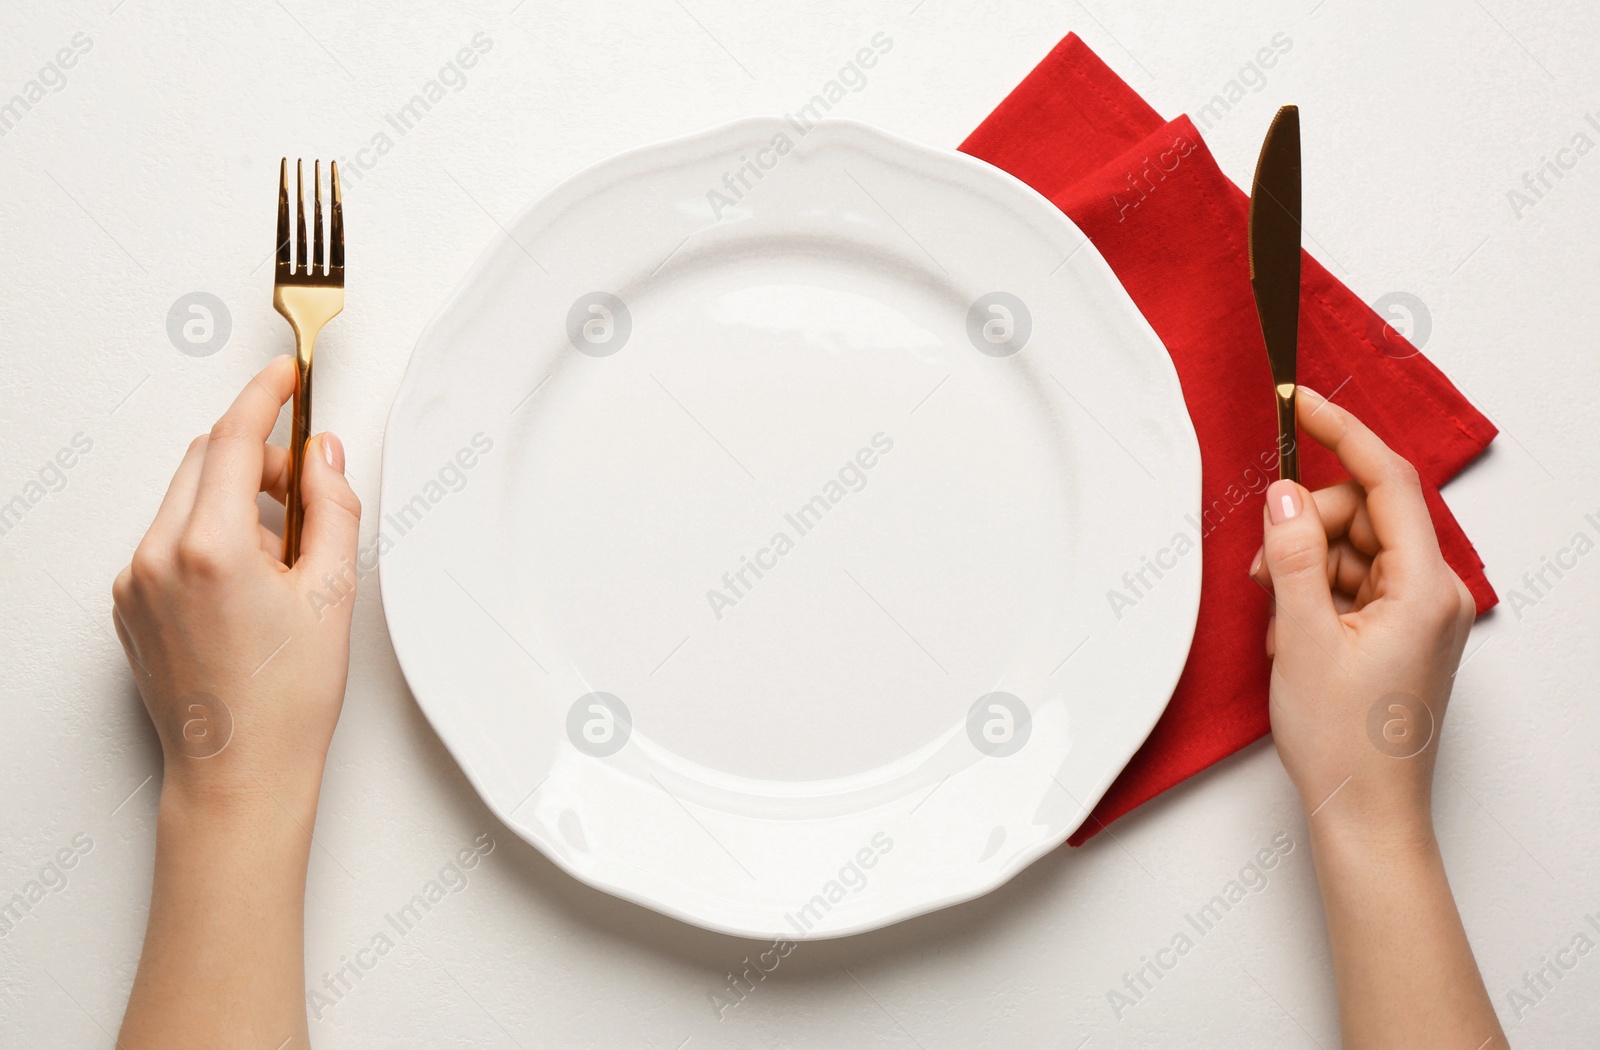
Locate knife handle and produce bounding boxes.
[1274,383,1299,483]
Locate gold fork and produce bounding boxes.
[273,158,345,566]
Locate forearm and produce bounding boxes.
[1309,816,1505,1049]
[120,777,320,1050]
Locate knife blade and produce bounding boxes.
[1249,104,1302,483]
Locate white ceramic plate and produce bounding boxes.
[380,118,1201,939]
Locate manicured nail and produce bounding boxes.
[1297,385,1322,401]
[1267,479,1300,524]
[1249,547,1263,575]
[322,432,344,472]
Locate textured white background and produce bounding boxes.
[2,0,1597,1046]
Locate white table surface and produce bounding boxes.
[3,0,1597,1046]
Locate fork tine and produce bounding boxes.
[295,158,307,275]
[330,161,344,271]
[313,159,324,276]
[276,158,290,269]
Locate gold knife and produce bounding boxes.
[1248,105,1302,483]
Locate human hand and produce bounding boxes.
[1250,387,1476,844]
[111,355,361,815]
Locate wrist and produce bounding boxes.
[1291,761,1436,853]
[158,761,324,850]
[1308,801,1438,870]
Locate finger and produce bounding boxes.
[191,355,296,536]
[144,435,211,548]
[294,433,361,588]
[261,444,290,505]
[1308,482,1380,556]
[1249,482,1379,589]
[1326,539,1373,598]
[1295,387,1442,579]
[258,522,283,559]
[1253,536,1372,597]
[1261,479,1341,650]
[252,447,291,560]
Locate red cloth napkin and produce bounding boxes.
[960,34,1498,844]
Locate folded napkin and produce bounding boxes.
[960,34,1498,844]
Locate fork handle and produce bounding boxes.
[283,340,315,566]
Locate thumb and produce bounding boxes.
[295,432,361,586]
[1261,479,1339,647]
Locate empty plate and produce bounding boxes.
[380,118,1201,938]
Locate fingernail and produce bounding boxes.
[322,432,344,473]
[1267,479,1300,524]
[1297,385,1322,400]
[1249,547,1263,575]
